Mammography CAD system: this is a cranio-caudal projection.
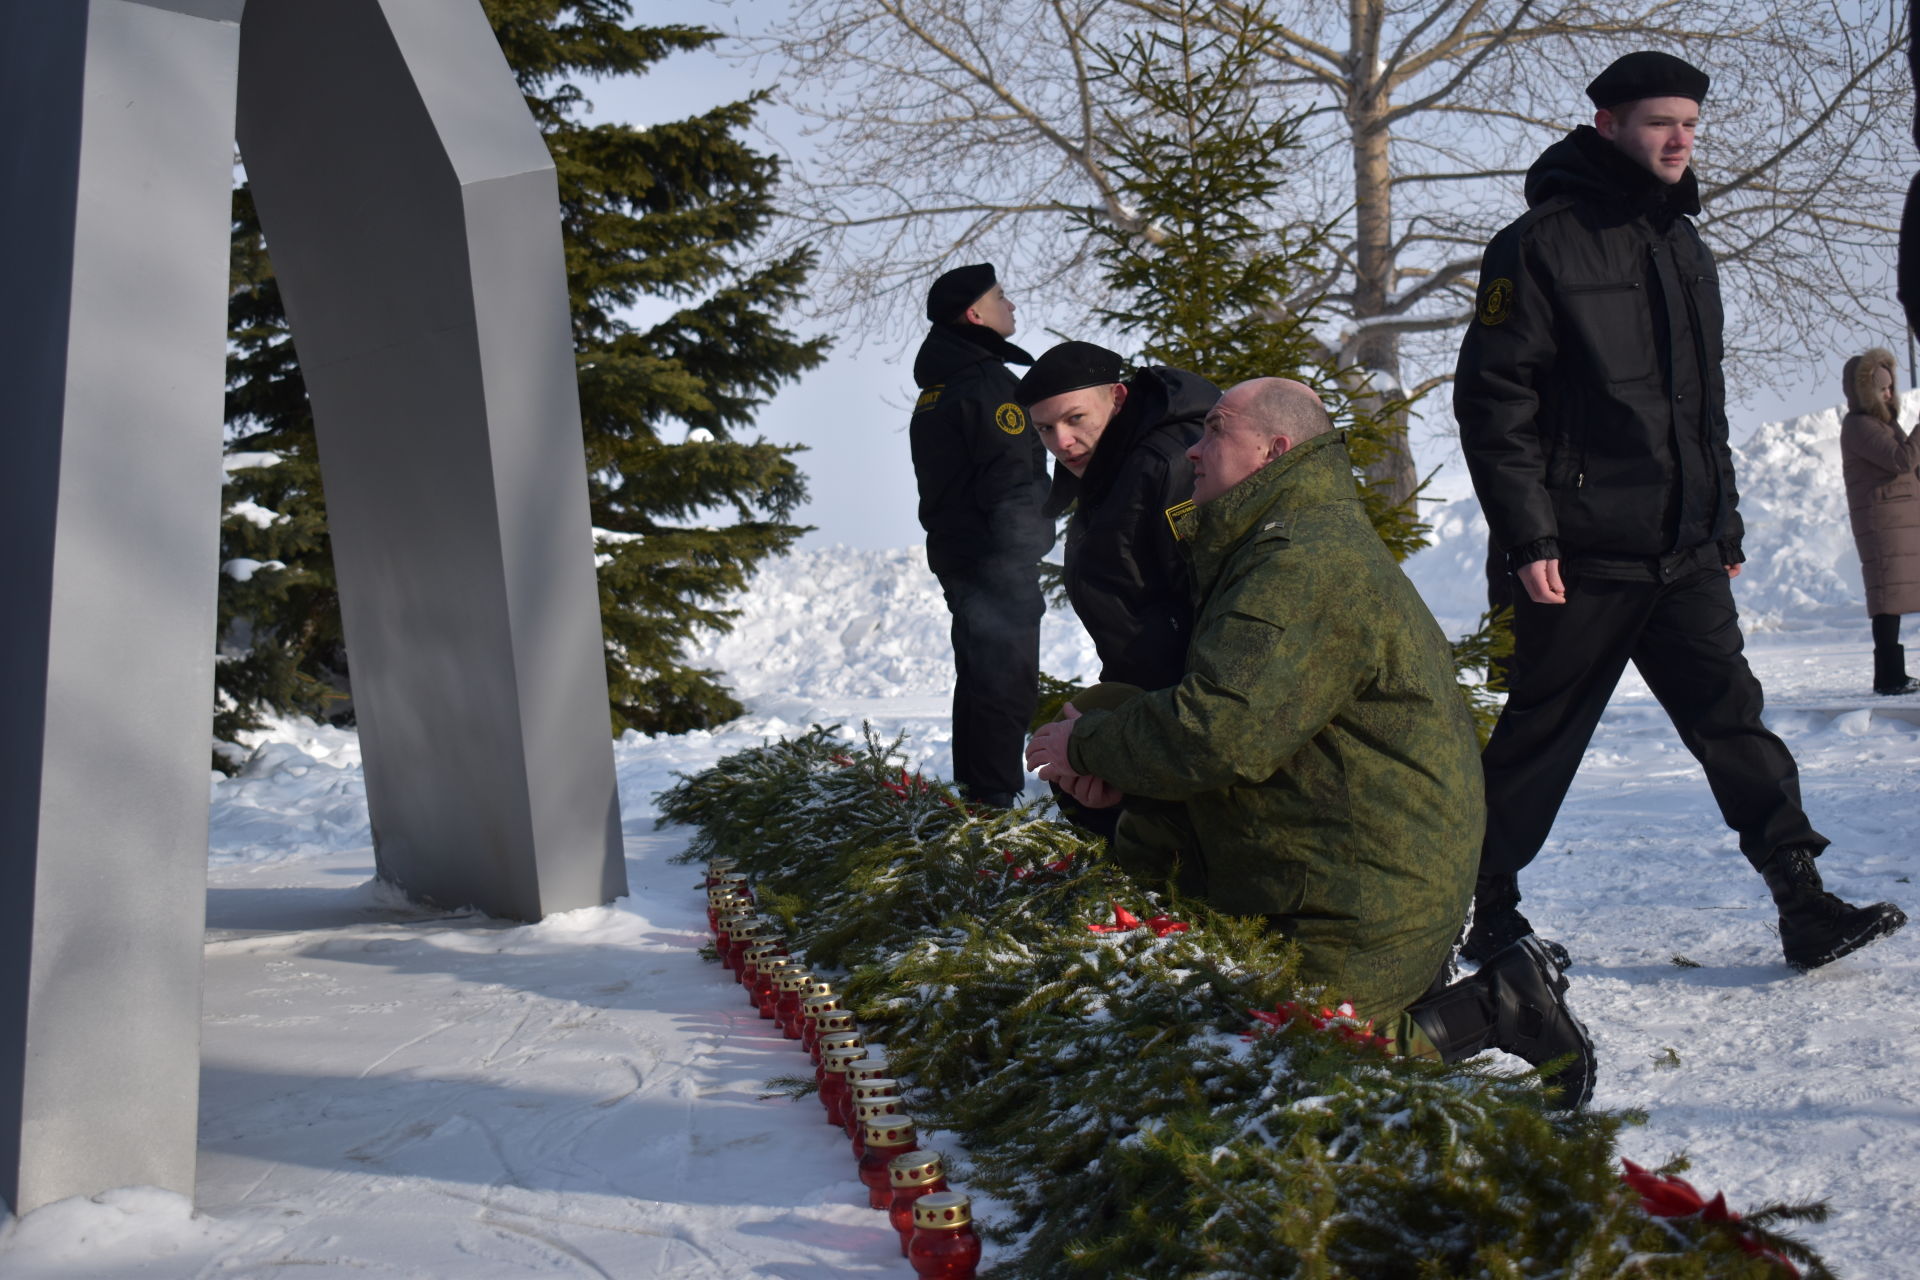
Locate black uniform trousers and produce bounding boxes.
[1480,559,1827,880]
[937,559,1044,803]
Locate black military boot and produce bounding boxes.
[1873,643,1920,696]
[1760,846,1907,971]
[1460,874,1572,971]
[1408,935,1596,1108]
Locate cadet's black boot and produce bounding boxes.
[1408,935,1596,1108]
[1872,643,1920,696]
[1760,846,1907,971]
[1460,874,1572,971]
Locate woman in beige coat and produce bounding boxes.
[1840,347,1920,694]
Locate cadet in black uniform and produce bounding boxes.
[910,264,1053,806]
[1017,341,1218,690]
[1455,51,1906,972]
[1015,341,1217,837]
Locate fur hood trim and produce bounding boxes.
[1843,347,1898,422]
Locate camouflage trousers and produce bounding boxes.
[1113,801,1445,1058]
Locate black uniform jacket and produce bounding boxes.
[1455,126,1744,576]
[909,323,1052,577]
[1064,367,1219,689]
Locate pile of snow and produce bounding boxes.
[686,546,1099,702]
[207,720,369,863]
[0,1189,239,1271]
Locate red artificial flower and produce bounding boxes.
[1086,902,1192,937]
[1618,1161,1800,1278]
[1087,902,1144,933]
[1244,1000,1391,1052]
[1621,1159,1708,1218]
[829,753,855,768]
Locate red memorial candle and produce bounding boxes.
[799,994,843,1055]
[908,1191,981,1278]
[773,969,814,1036]
[857,1119,918,1210]
[818,1047,867,1130]
[888,1151,948,1256]
[849,1095,903,1159]
[753,957,794,1018]
[809,1011,858,1062]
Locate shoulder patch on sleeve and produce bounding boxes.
[913,385,943,413]
[1476,277,1514,326]
[1163,498,1196,540]
[994,402,1028,435]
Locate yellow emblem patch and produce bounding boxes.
[914,386,942,413]
[1477,277,1514,327]
[1163,499,1196,540]
[994,403,1027,435]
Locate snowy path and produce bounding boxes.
[184,831,913,1279]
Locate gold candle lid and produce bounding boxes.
[774,968,814,992]
[817,1030,864,1055]
[815,1010,856,1031]
[802,979,837,1001]
[912,1191,970,1229]
[753,957,795,981]
[853,1097,903,1124]
[889,1150,944,1187]
[821,1046,868,1073]
[847,1057,890,1082]
[848,1077,899,1102]
[802,995,844,1019]
[862,1118,916,1148]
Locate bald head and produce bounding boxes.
[1228,377,1334,444]
[1188,377,1334,504]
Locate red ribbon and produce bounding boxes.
[1619,1160,1800,1277]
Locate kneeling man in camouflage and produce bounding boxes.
[1027,377,1596,1105]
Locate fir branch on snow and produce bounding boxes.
[660,727,1830,1278]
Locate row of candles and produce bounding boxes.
[705,860,983,1280]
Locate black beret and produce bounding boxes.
[1586,51,1709,109]
[926,263,998,322]
[1015,341,1126,407]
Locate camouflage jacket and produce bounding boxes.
[1066,432,1485,1020]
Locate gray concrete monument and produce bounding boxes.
[1,0,627,1216]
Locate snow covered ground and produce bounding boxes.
[3,404,1917,1277]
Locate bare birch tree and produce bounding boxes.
[759,0,1907,499]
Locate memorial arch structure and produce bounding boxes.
[1,0,628,1215]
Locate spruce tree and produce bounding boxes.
[1077,0,1423,556]
[217,186,348,757]
[216,1,827,763]
[1075,0,1510,734]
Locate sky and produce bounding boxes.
[585,2,1911,551]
